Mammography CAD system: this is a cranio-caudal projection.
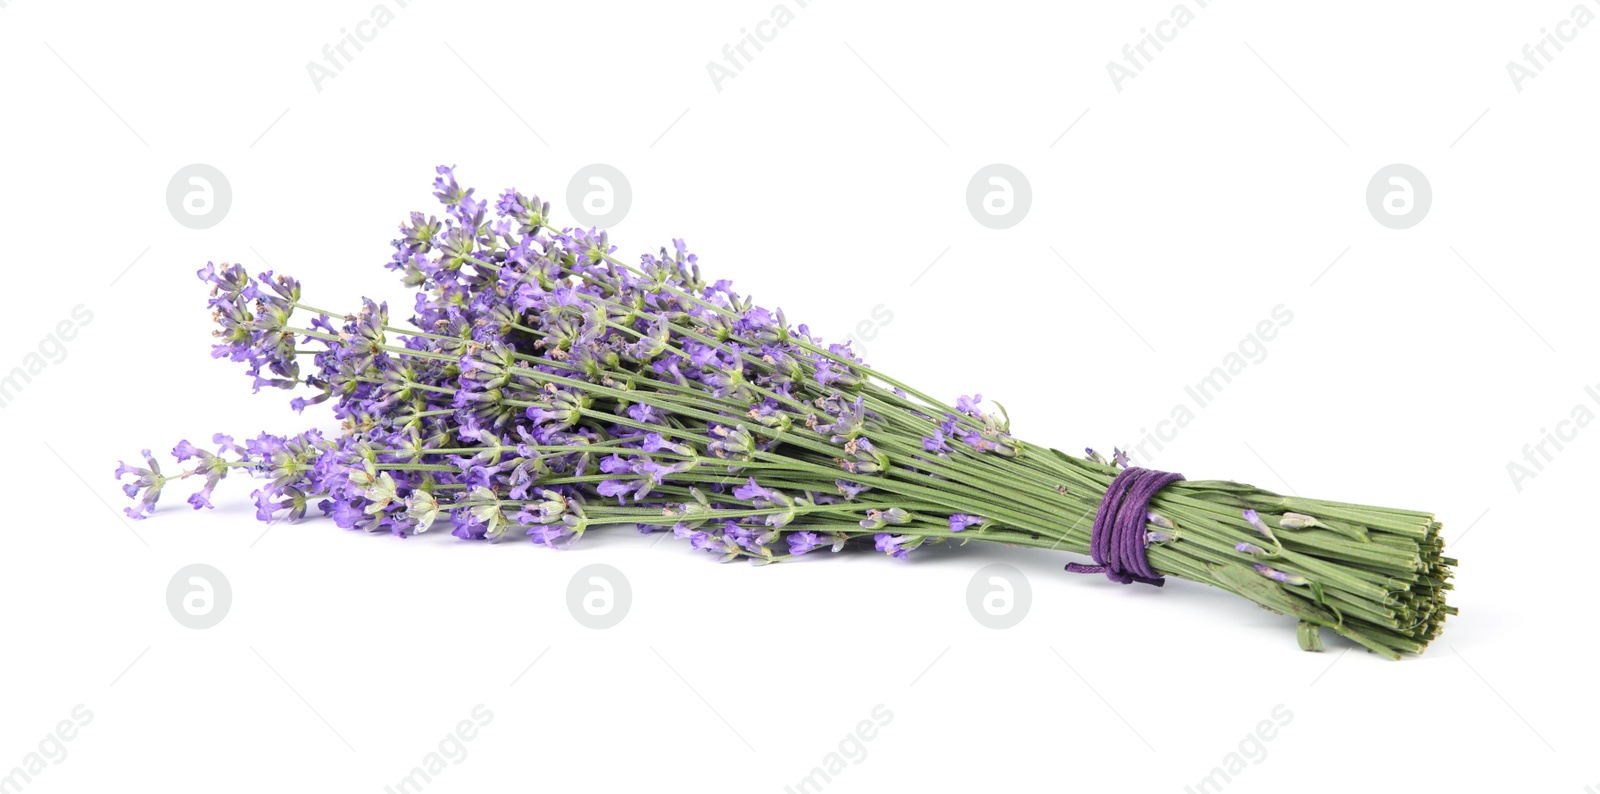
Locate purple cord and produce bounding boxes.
[1066,466,1184,587]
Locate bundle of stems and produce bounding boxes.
[117,167,1454,658]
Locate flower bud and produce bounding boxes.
[1252,562,1309,586]
[1278,512,1320,530]
[1243,509,1276,542]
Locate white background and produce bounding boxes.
[2,1,1596,791]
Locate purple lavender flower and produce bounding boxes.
[526,524,574,548]
[626,403,661,424]
[874,533,910,560]
[949,514,985,533]
[787,531,822,555]
[114,450,165,520]
[673,523,717,551]
[733,477,776,504]
[252,487,307,523]
[432,164,469,206]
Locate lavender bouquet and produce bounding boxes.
[119,167,1455,658]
